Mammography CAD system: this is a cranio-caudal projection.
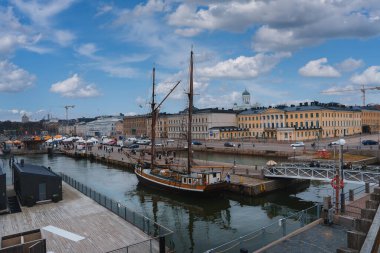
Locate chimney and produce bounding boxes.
[299,103,302,106]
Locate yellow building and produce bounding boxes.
[361,106,380,133]
[238,101,362,141]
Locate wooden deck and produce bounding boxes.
[0,183,151,253]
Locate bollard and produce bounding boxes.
[365,182,370,193]
[349,189,354,201]
[281,219,287,236]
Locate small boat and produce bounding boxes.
[135,50,228,195]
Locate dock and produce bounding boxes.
[0,183,152,253]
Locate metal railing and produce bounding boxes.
[205,204,321,253]
[263,166,380,184]
[60,173,174,253]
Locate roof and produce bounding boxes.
[242,89,250,95]
[209,126,247,131]
[13,163,60,177]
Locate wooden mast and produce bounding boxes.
[187,50,194,174]
[151,68,156,169]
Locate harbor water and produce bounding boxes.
[0,154,361,253]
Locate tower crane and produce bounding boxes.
[321,84,380,106]
[64,105,75,134]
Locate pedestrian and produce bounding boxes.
[226,173,231,183]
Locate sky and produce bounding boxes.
[1,0,380,121]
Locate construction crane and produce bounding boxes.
[321,84,380,106]
[64,105,75,134]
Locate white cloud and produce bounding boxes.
[299,58,341,77]
[200,53,291,79]
[174,28,202,37]
[336,58,364,72]
[321,85,356,95]
[351,66,380,84]
[0,60,36,92]
[76,43,99,59]
[197,91,241,109]
[53,30,76,47]
[50,74,100,98]
[96,4,113,17]
[12,0,76,27]
[167,1,380,53]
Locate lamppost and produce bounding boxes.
[293,147,296,163]
[338,139,346,213]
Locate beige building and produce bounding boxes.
[238,101,362,141]
[123,115,148,137]
[167,108,237,140]
[361,106,380,133]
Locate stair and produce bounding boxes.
[337,187,380,253]
[7,196,21,214]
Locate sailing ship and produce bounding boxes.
[135,50,228,195]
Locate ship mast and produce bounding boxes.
[151,68,156,169]
[187,50,194,174]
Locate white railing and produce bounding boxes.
[263,166,380,184]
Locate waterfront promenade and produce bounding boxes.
[0,183,152,253]
[256,187,380,253]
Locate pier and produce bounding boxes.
[60,148,309,197]
[0,183,157,253]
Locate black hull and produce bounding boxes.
[135,170,226,197]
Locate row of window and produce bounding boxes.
[168,118,208,124]
[239,112,362,122]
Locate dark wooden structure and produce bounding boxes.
[12,161,62,206]
[0,229,46,253]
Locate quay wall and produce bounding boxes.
[61,150,309,197]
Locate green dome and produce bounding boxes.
[242,89,250,95]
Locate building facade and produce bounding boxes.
[167,108,237,140]
[123,115,148,137]
[238,101,362,141]
[86,117,122,137]
[361,106,380,133]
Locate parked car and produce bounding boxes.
[224,142,235,147]
[127,144,139,149]
[192,141,202,145]
[290,142,305,147]
[136,139,151,145]
[362,140,379,145]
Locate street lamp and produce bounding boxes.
[293,147,296,163]
[338,139,346,213]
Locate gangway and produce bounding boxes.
[263,163,380,184]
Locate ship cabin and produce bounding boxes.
[181,171,222,186]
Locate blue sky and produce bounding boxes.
[1,0,380,121]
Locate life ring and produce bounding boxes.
[330,176,344,189]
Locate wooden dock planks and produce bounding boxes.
[0,183,151,253]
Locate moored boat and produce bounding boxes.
[135,50,228,195]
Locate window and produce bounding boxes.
[300,114,303,119]
[295,114,298,119]
[305,113,308,118]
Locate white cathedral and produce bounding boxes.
[233,89,251,110]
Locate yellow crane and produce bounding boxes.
[321,84,380,106]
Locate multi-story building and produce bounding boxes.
[361,106,380,133]
[167,108,237,140]
[123,115,148,137]
[86,117,122,137]
[238,101,362,141]
[146,113,170,139]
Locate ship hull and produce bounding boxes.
[135,168,227,196]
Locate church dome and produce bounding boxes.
[242,89,250,95]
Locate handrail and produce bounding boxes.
[205,203,321,253]
[60,173,174,252]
